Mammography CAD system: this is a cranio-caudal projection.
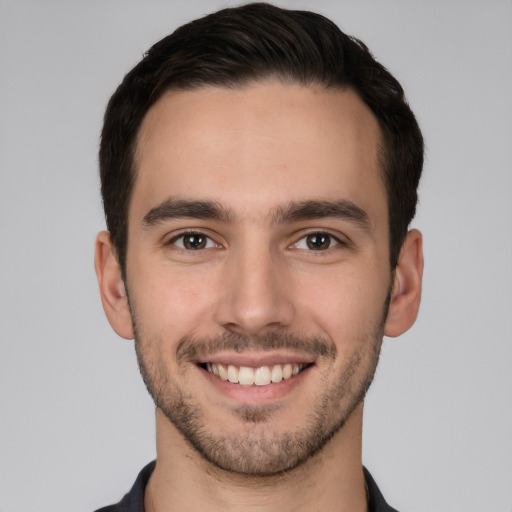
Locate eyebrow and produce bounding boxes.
[142,197,370,232]
[143,198,233,226]
[272,199,371,231]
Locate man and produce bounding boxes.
[94,2,424,511]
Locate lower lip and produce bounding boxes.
[199,365,312,404]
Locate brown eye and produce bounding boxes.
[293,232,340,251]
[171,232,216,250]
[183,234,207,249]
[305,233,332,250]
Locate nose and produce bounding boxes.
[213,243,295,337]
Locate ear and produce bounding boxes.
[94,231,134,340]
[384,229,424,338]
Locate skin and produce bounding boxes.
[95,81,423,512]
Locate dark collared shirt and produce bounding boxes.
[95,461,398,512]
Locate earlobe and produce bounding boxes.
[384,229,424,338]
[94,231,134,340]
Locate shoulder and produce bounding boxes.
[94,461,156,512]
[364,467,399,512]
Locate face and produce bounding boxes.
[124,82,393,475]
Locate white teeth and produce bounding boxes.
[227,364,238,383]
[254,366,271,386]
[218,364,228,381]
[271,364,283,383]
[205,362,304,386]
[238,366,254,386]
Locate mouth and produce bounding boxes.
[198,362,311,386]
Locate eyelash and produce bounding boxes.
[166,230,345,252]
[166,231,219,251]
[292,232,343,251]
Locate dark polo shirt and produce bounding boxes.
[95,461,398,512]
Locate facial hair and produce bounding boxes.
[132,301,388,477]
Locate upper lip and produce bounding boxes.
[196,351,316,367]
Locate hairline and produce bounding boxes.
[120,76,393,276]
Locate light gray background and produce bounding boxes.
[1,1,511,511]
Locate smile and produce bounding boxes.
[203,362,306,386]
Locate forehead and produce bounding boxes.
[132,81,386,225]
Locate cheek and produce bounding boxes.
[129,262,218,340]
[294,265,389,341]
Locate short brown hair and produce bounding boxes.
[100,2,424,276]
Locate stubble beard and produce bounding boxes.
[132,304,387,477]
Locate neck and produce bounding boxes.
[145,406,367,512]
